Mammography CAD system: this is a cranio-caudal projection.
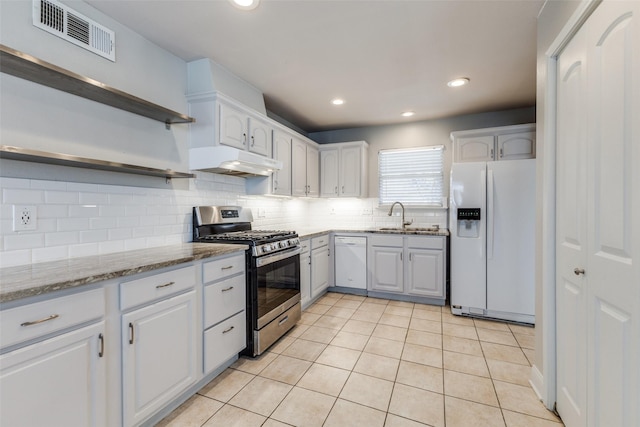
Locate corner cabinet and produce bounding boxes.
[292,137,319,197]
[320,141,369,198]
[188,92,273,158]
[368,234,447,305]
[451,124,536,163]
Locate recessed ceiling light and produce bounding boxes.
[447,77,470,87]
[229,0,259,10]
[331,99,345,105]
[401,111,415,117]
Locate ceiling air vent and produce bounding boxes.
[33,0,115,62]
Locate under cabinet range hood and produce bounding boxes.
[189,146,282,177]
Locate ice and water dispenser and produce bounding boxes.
[456,208,481,238]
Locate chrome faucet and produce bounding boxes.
[388,201,413,228]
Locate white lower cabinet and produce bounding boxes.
[368,234,447,303]
[119,264,198,426]
[0,288,107,427]
[121,290,197,427]
[310,234,330,300]
[300,238,311,308]
[370,243,404,293]
[202,253,246,374]
[0,321,107,427]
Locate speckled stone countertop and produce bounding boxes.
[296,228,450,239]
[0,243,247,304]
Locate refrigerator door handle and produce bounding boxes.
[480,168,486,259]
[487,168,495,260]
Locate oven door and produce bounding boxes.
[254,246,301,329]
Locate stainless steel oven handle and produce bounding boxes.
[256,246,302,267]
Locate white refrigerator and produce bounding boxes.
[449,159,535,324]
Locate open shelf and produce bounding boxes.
[0,145,195,179]
[0,44,195,129]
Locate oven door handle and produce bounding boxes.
[256,246,302,267]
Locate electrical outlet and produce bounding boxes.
[13,205,37,231]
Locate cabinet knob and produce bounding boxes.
[574,268,585,276]
[500,148,503,158]
[243,133,247,145]
[251,135,255,146]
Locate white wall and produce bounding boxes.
[0,0,189,172]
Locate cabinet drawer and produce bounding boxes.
[120,265,196,310]
[369,235,403,247]
[407,236,444,250]
[204,274,246,328]
[204,311,246,374]
[203,253,245,284]
[1,288,105,349]
[311,234,329,248]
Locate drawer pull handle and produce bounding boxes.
[20,314,59,327]
[221,286,234,292]
[129,323,135,345]
[222,326,234,334]
[278,316,289,326]
[156,281,175,289]
[98,333,104,358]
[221,265,234,270]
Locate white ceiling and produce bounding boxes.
[85,0,544,133]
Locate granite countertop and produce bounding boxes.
[0,243,247,304]
[296,228,450,239]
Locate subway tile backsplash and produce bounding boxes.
[0,173,448,267]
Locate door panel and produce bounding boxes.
[586,3,639,426]
[556,21,588,427]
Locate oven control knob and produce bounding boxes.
[280,241,288,248]
[263,244,272,252]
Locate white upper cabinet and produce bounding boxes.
[271,129,293,196]
[189,92,272,157]
[292,137,319,197]
[319,141,369,198]
[452,124,535,163]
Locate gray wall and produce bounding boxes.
[309,107,536,199]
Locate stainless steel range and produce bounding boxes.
[193,206,301,356]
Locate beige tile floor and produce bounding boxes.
[157,293,563,427]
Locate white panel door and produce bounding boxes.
[306,144,319,197]
[585,3,639,426]
[369,246,404,293]
[291,138,308,196]
[248,116,271,157]
[556,21,589,427]
[486,159,535,316]
[556,2,640,426]
[219,103,247,150]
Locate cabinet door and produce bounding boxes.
[340,146,362,197]
[320,149,339,197]
[369,246,404,293]
[291,138,308,196]
[407,249,444,298]
[306,145,320,197]
[122,291,197,427]
[219,103,248,150]
[310,247,329,299]
[455,136,495,162]
[300,246,311,308]
[0,322,106,427]
[272,130,292,196]
[497,132,535,160]
[248,116,271,157]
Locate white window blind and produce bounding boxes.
[378,146,444,206]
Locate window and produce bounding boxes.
[378,145,444,207]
